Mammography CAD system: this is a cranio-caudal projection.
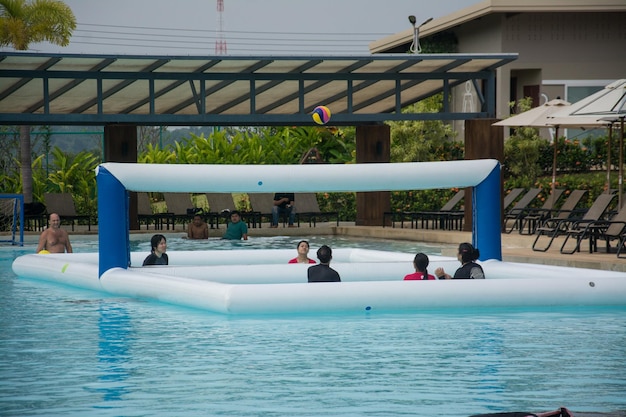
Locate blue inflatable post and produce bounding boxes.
[472,163,502,261]
[97,166,130,277]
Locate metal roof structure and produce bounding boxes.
[0,52,516,126]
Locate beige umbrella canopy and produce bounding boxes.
[493,99,572,203]
[494,98,571,129]
[549,79,626,207]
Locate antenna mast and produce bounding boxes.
[215,0,227,55]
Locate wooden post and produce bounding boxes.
[356,125,391,226]
[104,124,139,230]
[464,119,504,231]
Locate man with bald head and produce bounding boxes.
[36,213,73,253]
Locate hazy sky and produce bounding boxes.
[20,0,478,55]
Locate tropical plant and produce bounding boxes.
[45,147,99,216]
[388,95,457,163]
[0,0,75,203]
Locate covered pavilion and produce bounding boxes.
[0,51,516,227]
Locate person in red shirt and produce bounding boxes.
[403,252,436,280]
[288,240,316,264]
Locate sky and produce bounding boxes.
[19,0,479,56]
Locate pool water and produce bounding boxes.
[1,236,625,416]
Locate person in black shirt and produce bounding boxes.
[142,234,169,266]
[435,242,484,279]
[271,192,295,228]
[307,245,341,282]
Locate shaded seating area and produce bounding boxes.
[296,192,339,227]
[43,192,92,231]
[533,193,616,252]
[503,188,542,233]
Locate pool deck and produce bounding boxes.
[9,221,626,272]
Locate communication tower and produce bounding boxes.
[215,0,227,55]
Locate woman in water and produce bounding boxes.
[403,252,436,280]
[435,242,484,279]
[143,234,168,266]
[288,240,316,264]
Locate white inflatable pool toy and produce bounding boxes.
[12,248,626,314]
[11,160,626,314]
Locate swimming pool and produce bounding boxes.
[1,236,625,416]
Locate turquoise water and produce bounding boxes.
[1,236,626,416]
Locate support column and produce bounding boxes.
[104,124,139,230]
[356,125,390,226]
[464,119,504,231]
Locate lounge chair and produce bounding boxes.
[43,192,92,231]
[526,189,588,236]
[517,188,566,235]
[296,192,339,227]
[502,188,525,212]
[162,192,194,230]
[205,193,237,229]
[247,193,275,228]
[562,200,626,255]
[137,192,170,230]
[594,216,626,258]
[503,188,542,233]
[408,189,465,230]
[533,193,616,252]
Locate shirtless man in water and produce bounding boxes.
[186,214,209,239]
[36,213,73,253]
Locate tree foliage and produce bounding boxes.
[0,0,75,49]
[1,0,75,203]
[388,95,457,163]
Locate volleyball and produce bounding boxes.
[312,105,331,125]
[38,250,50,254]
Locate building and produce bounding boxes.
[370,0,626,137]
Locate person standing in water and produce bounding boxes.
[36,213,73,253]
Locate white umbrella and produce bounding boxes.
[493,99,571,203]
[549,79,626,206]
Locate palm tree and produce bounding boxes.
[0,0,75,203]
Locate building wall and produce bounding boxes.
[449,11,625,138]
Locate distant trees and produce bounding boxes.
[0,0,76,203]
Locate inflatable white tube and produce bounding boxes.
[224,277,626,314]
[12,249,626,315]
[100,160,498,193]
[129,248,418,267]
[100,268,235,314]
[12,254,103,292]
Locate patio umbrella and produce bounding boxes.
[493,98,571,205]
[549,79,626,206]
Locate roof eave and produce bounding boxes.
[369,0,626,54]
